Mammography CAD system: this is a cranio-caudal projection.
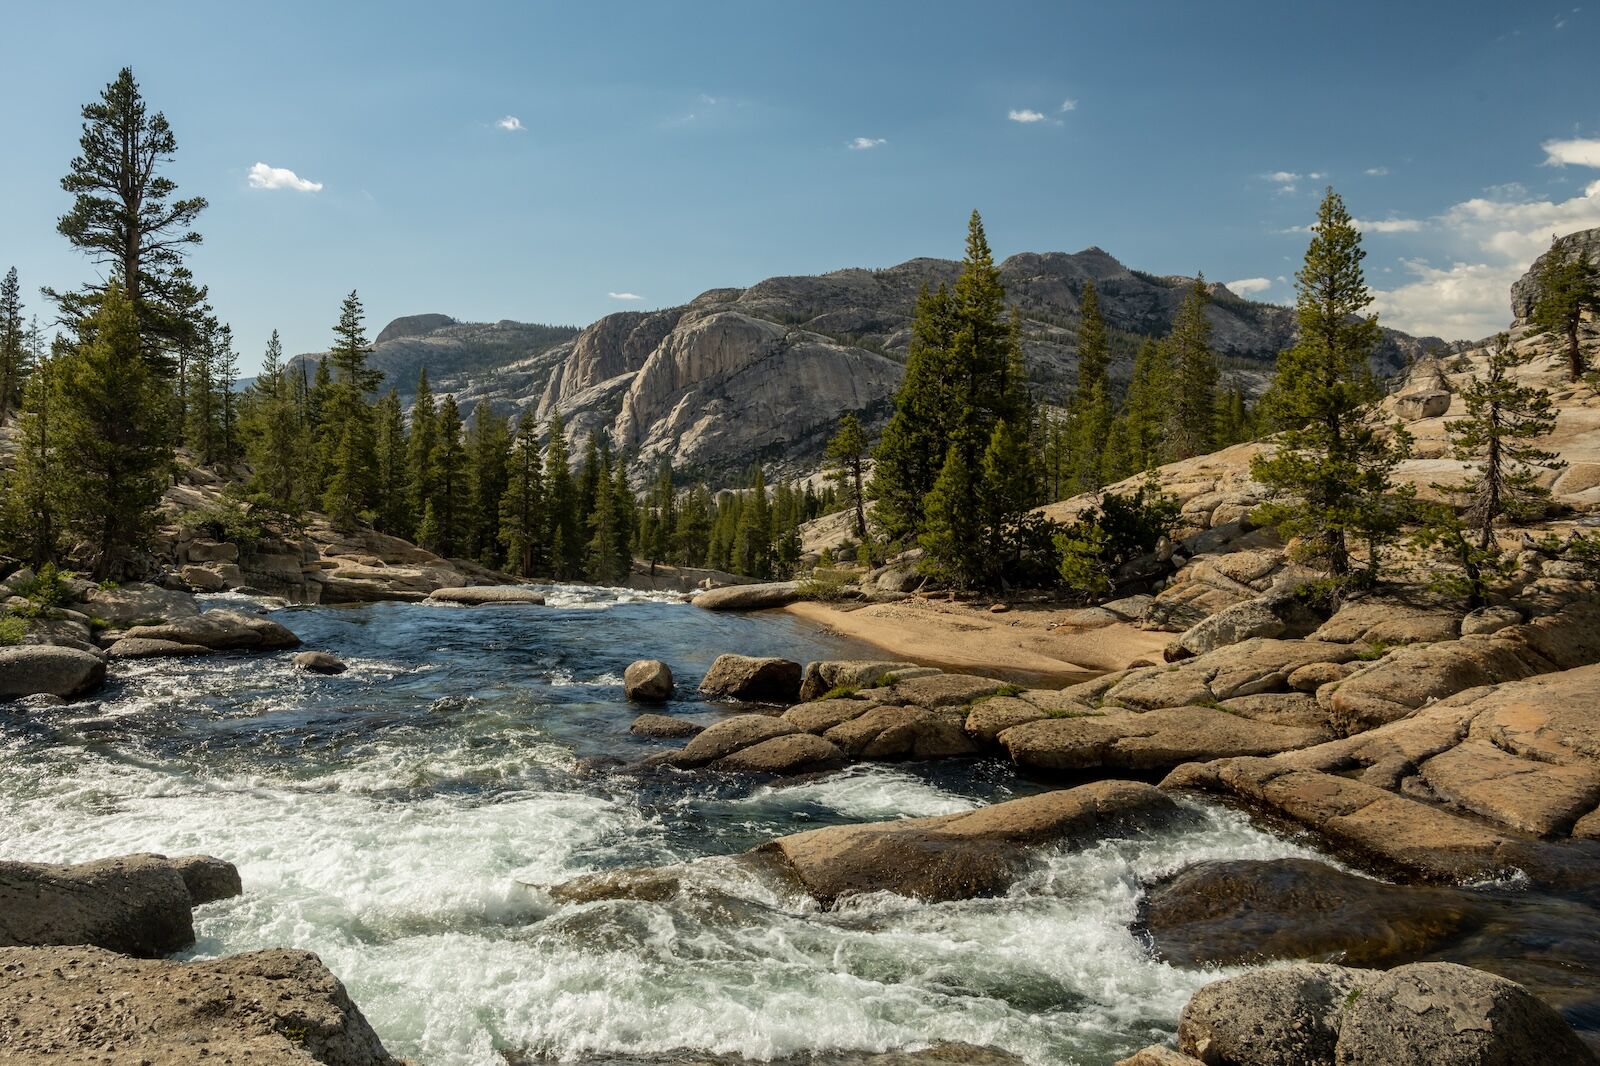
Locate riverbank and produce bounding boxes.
[784,597,1168,686]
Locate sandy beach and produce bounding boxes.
[783,597,1169,686]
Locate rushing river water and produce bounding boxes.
[0,588,1334,1066]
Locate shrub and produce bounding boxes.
[13,563,74,611]
[797,570,856,602]
[1054,479,1180,598]
[0,614,25,646]
[179,493,265,550]
[816,685,859,701]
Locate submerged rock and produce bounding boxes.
[0,853,241,958]
[295,650,348,675]
[0,645,106,700]
[669,713,798,767]
[756,779,1182,906]
[630,713,702,739]
[122,607,300,651]
[426,584,547,606]
[1141,858,1485,967]
[699,653,803,703]
[0,944,402,1064]
[107,636,212,660]
[711,732,847,774]
[624,659,675,703]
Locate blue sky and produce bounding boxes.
[2,1,1598,372]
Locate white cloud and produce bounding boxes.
[1226,277,1273,295]
[1008,108,1048,123]
[497,115,525,132]
[849,137,886,150]
[1365,166,1390,176]
[1059,98,1078,112]
[608,292,642,301]
[1265,171,1301,183]
[1371,166,1600,339]
[1543,137,1600,168]
[1356,217,1424,234]
[246,162,322,192]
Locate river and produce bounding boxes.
[1,588,1329,1065]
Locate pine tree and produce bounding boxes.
[186,318,219,462]
[824,413,871,541]
[424,394,469,556]
[1062,279,1114,492]
[407,369,437,522]
[585,449,623,583]
[466,405,511,565]
[48,68,207,372]
[1165,277,1219,461]
[675,483,713,567]
[372,390,412,535]
[499,413,547,576]
[307,357,333,489]
[1530,245,1600,382]
[979,418,1038,583]
[734,465,773,577]
[643,460,675,571]
[609,461,636,579]
[1118,338,1173,476]
[0,267,26,425]
[1444,333,1565,548]
[543,411,582,578]
[919,445,980,589]
[870,283,957,543]
[1251,188,1411,588]
[1214,380,1253,447]
[319,293,379,527]
[2,347,62,564]
[214,323,239,464]
[241,330,312,516]
[49,282,171,579]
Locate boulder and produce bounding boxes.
[781,697,878,733]
[107,637,213,660]
[0,645,106,699]
[1395,388,1452,420]
[183,538,240,564]
[1418,739,1600,838]
[824,704,979,760]
[797,659,928,701]
[1001,706,1329,773]
[1175,598,1287,657]
[1180,960,1598,1066]
[624,659,674,703]
[758,780,1181,906]
[668,713,798,767]
[122,608,300,651]
[857,672,1008,708]
[692,581,801,611]
[0,944,402,1065]
[294,651,348,675]
[629,713,703,739]
[1142,858,1485,967]
[1178,963,1365,1066]
[319,562,465,603]
[81,582,199,627]
[425,585,547,605]
[964,695,1053,744]
[1310,600,1462,645]
[180,563,243,592]
[710,733,848,774]
[1115,1049,1206,1066]
[699,653,803,703]
[1461,605,1524,636]
[0,853,241,958]
[1288,660,1352,692]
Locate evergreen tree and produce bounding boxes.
[48,68,207,371]
[1531,245,1600,381]
[869,283,957,543]
[642,461,675,571]
[407,369,437,522]
[307,357,333,489]
[734,465,773,577]
[1062,279,1114,493]
[0,267,26,424]
[978,418,1039,583]
[499,413,547,577]
[824,413,871,541]
[918,445,980,589]
[1444,333,1565,548]
[1214,380,1254,447]
[319,293,379,527]
[241,330,312,516]
[372,390,412,535]
[214,323,239,464]
[675,483,713,568]
[2,347,62,564]
[185,317,219,462]
[466,405,511,565]
[543,412,582,578]
[585,449,624,583]
[1251,188,1411,588]
[423,394,469,556]
[49,282,171,578]
[1165,277,1219,461]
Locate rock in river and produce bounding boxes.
[426,585,547,606]
[693,581,801,611]
[0,853,242,958]
[624,658,675,703]
[121,607,300,651]
[295,650,349,675]
[699,653,803,703]
[0,645,106,700]
[0,944,403,1065]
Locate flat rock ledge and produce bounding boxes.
[549,781,1184,909]
[0,944,402,1065]
[122,608,301,651]
[0,853,242,958]
[425,584,547,606]
[1118,960,1598,1066]
[692,581,801,611]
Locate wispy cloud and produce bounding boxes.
[849,137,887,150]
[1358,217,1424,233]
[1365,166,1390,176]
[1059,99,1078,112]
[497,115,525,132]
[1543,137,1600,168]
[247,162,322,192]
[1008,108,1048,124]
[608,292,643,301]
[1226,277,1273,295]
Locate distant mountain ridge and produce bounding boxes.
[294,247,1443,485]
